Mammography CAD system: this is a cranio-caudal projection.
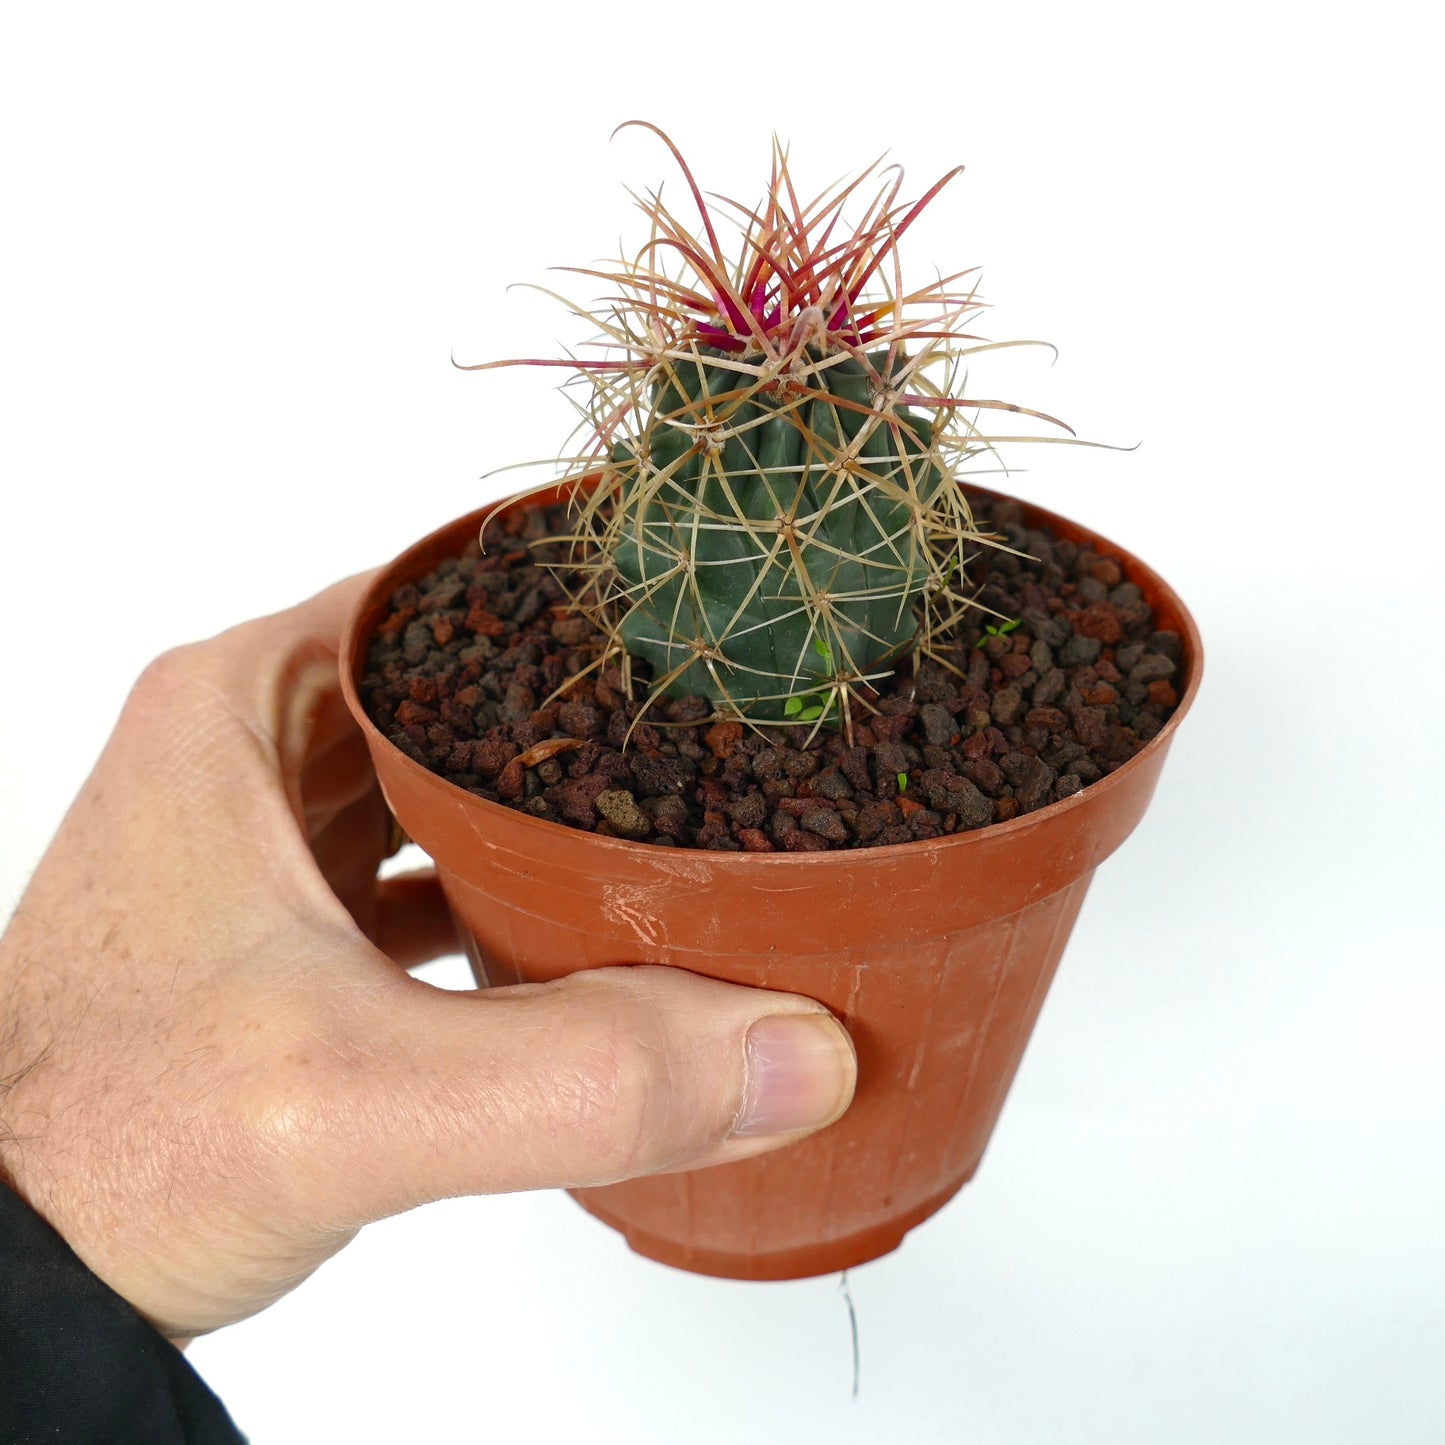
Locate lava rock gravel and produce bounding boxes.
[360,495,1183,851]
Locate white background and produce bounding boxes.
[3,3,1442,1441]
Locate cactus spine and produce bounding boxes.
[467,122,1073,729]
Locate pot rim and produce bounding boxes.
[340,481,1203,869]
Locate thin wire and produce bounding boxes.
[839,1269,860,1401]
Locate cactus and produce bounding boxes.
[465,122,1075,729]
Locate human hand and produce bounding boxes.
[0,576,856,1342]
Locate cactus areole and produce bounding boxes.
[463,121,1076,730]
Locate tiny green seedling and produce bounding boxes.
[975,617,1022,649]
[783,637,838,723]
[897,772,909,793]
[783,695,831,721]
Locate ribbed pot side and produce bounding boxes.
[341,484,1202,1281]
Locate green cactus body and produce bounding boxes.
[608,349,943,720]
[466,125,1077,733]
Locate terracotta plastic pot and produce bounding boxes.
[340,483,1202,1280]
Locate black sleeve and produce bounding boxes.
[0,1183,245,1444]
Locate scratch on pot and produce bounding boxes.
[653,853,713,887]
[601,884,666,947]
[456,804,505,860]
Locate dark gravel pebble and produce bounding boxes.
[918,703,957,747]
[1059,634,1103,667]
[1129,652,1177,685]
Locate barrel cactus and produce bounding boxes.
[466,122,1074,730]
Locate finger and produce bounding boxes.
[304,784,392,924]
[255,966,856,1228]
[180,571,379,777]
[373,870,457,968]
[304,797,455,969]
[299,701,376,834]
[251,569,379,654]
[114,574,383,851]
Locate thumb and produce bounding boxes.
[289,966,857,1227]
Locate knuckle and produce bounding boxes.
[554,981,682,1183]
[125,643,217,728]
[133,642,207,696]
